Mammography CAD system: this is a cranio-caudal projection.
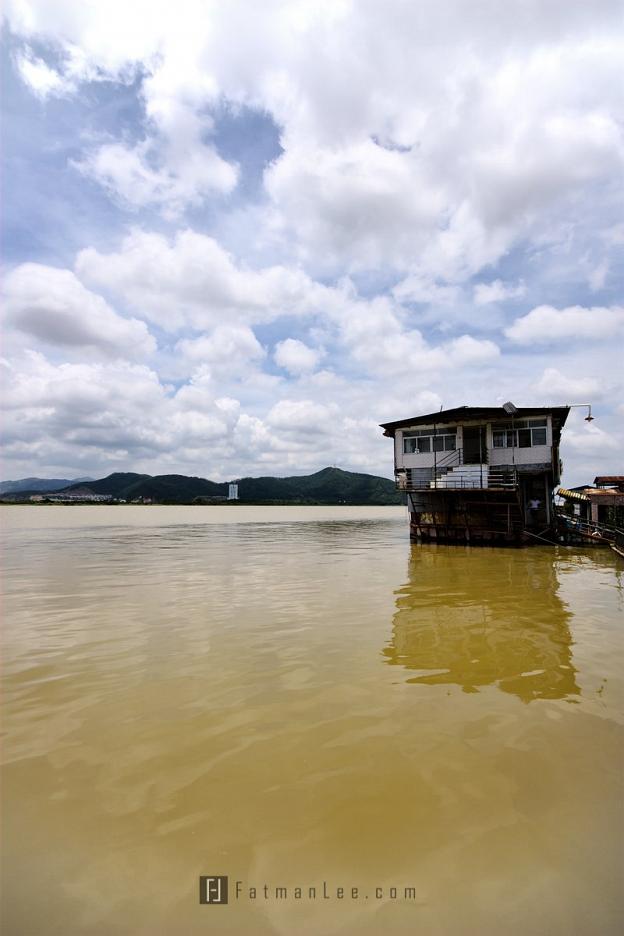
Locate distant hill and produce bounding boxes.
[58,467,402,505]
[64,472,151,497]
[0,477,93,494]
[236,467,401,504]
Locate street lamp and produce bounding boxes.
[503,401,518,467]
[562,403,594,422]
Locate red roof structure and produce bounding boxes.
[594,476,624,491]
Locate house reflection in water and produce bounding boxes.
[383,546,580,702]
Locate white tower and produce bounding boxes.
[228,483,239,500]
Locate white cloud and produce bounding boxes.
[446,334,500,365]
[587,259,609,292]
[3,2,624,483]
[1,353,168,457]
[0,351,242,473]
[505,304,624,345]
[264,140,444,271]
[562,421,620,454]
[74,129,237,218]
[74,230,505,389]
[8,1,624,273]
[336,293,500,377]
[14,51,69,97]
[392,276,461,307]
[3,264,156,358]
[0,349,389,480]
[76,229,319,330]
[274,338,322,375]
[9,4,238,216]
[533,368,602,399]
[175,325,265,377]
[266,399,338,435]
[474,279,526,305]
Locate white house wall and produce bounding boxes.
[487,445,551,466]
[394,418,553,471]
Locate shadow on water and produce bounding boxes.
[383,544,580,703]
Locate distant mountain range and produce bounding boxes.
[1,468,402,505]
[0,476,94,494]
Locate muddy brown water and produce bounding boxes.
[2,506,622,935]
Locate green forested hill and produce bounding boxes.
[236,467,401,504]
[64,472,151,496]
[0,476,94,494]
[60,467,401,505]
[122,474,227,503]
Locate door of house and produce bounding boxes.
[463,427,486,464]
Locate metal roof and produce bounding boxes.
[559,486,624,501]
[380,405,570,436]
[557,488,589,502]
[586,488,624,498]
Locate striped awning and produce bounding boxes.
[557,488,589,502]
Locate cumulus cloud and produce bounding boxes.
[0,351,244,473]
[74,128,237,218]
[392,276,461,307]
[3,264,156,358]
[3,1,624,484]
[264,139,444,270]
[76,229,318,330]
[336,293,500,377]
[7,0,624,272]
[1,353,168,459]
[474,279,526,305]
[10,4,238,215]
[14,51,69,97]
[69,230,504,389]
[274,338,322,375]
[175,325,265,377]
[562,421,620,454]
[0,350,392,480]
[533,368,603,399]
[266,399,337,434]
[446,335,500,364]
[505,304,624,345]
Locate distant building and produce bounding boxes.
[42,489,112,503]
[557,477,624,529]
[228,483,239,501]
[593,476,624,492]
[380,405,570,545]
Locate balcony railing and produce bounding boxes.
[396,449,518,491]
[555,511,622,543]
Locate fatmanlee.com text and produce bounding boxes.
[199,877,419,904]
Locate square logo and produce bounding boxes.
[199,876,228,905]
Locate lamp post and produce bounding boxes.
[560,403,594,421]
[503,401,517,469]
[555,403,594,515]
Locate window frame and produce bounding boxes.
[491,419,548,449]
[403,427,457,455]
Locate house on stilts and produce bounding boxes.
[380,404,570,545]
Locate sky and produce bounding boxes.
[1,0,623,485]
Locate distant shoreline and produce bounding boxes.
[0,500,402,507]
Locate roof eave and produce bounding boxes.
[380,405,571,437]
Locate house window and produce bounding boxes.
[404,428,457,454]
[492,419,547,448]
